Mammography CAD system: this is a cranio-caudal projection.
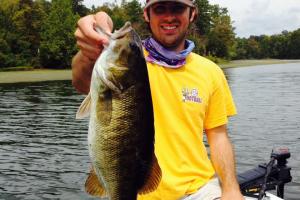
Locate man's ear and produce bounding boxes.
[143,10,150,22]
[190,8,197,22]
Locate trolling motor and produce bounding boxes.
[238,147,292,199]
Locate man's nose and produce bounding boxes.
[161,8,177,20]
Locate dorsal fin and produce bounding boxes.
[76,93,91,119]
[85,167,107,197]
[138,154,162,194]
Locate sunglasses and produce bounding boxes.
[151,3,188,15]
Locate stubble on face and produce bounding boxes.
[148,4,192,52]
[153,20,188,50]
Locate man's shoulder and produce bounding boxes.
[188,53,222,72]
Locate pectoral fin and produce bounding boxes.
[138,154,162,194]
[97,90,112,126]
[85,167,106,197]
[76,93,91,119]
[99,70,122,94]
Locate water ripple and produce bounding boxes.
[1,63,300,199]
[225,63,300,199]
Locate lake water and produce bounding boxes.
[0,63,299,200]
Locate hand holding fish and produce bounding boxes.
[75,12,113,60]
[72,12,113,94]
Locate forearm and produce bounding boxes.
[206,125,240,193]
[71,51,94,94]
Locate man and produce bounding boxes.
[72,0,248,199]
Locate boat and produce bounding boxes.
[238,147,292,200]
[264,192,285,200]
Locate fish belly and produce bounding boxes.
[90,85,154,200]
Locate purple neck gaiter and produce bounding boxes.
[142,37,195,68]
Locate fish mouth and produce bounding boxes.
[93,22,144,94]
[94,22,133,43]
[111,22,133,40]
[96,22,142,52]
[113,22,143,53]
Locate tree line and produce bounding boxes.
[0,0,299,69]
[235,30,300,59]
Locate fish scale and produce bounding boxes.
[76,22,161,200]
[92,89,147,200]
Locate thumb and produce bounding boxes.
[94,12,113,45]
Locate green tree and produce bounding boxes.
[0,35,14,67]
[122,0,143,25]
[188,24,208,55]
[72,0,89,16]
[0,0,48,67]
[256,35,271,58]
[97,1,147,37]
[93,3,113,16]
[246,37,261,58]
[234,38,248,59]
[194,0,211,35]
[122,0,149,38]
[207,6,235,58]
[12,0,47,66]
[269,34,288,59]
[189,0,211,55]
[287,29,300,59]
[111,4,127,30]
[39,0,79,68]
[0,0,20,67]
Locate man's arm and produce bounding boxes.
[72,51,95,94]
[206,125,244,200]
[72,12,113,94]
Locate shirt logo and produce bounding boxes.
[182,87,202,103]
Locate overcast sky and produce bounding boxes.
[83,0,300,38]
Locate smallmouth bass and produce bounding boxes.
[76,22,161,200]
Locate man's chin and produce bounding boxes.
[152,35,185,51]
[162,40,183,51]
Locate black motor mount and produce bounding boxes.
[238,147,292,199]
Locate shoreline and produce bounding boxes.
[0,69,72,84]
[220,59,300,68]
[1,59,300,84]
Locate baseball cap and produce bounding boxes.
[144,0,195,9]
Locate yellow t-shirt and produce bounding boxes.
[138,51,237,200]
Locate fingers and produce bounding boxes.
[95,12,113,32]
[76,14,102,44]
[72,12,114,94]
[74,12,114,61]
[94,12,113,45]
[76,39,102,61]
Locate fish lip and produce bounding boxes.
[111,22,133,40]
[94,26,112,49]
[95,26,112,38]
[108,22,142,52]
[95,21,135,44]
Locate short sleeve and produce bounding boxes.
[204,68,237,130]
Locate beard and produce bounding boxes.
[150,19,189,51]
[154,30,187,51]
